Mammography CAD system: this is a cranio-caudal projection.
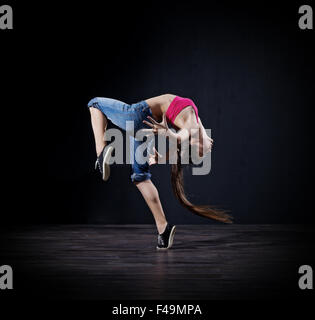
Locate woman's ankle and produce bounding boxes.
[157,221,168,234]
[96,144,106,157]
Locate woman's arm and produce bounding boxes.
[144,114,193,165]
[143,114,192,144]
[148,147,169,165]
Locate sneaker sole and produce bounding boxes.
[102,146,113,181]
[156,225,176,250]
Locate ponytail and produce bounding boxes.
[170,154,232,223]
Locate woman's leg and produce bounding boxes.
[89,107,108,156]
[135,179,168,234]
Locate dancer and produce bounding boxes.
[88,94,231,250]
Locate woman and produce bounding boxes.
[88,94,232,250]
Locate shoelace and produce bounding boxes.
[95,159,102,172]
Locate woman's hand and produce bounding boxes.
[142,114,191,154]
[143,114,176,139]
[148,147,163,166]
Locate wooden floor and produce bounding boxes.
[0,224,314,300]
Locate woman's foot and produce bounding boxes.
[156,223,176,250]
[95,145,114,181]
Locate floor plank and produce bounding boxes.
[0,224,314,299]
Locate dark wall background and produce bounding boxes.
[2,1,314,224]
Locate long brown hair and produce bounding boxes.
[170,149,232,223]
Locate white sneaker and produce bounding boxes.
[95,145,114,181]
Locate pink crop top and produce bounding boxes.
[165,96,199,125]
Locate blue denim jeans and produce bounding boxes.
[87,97,153,182]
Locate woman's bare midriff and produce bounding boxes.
[145,93,199,130]
[145,94,176,120]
